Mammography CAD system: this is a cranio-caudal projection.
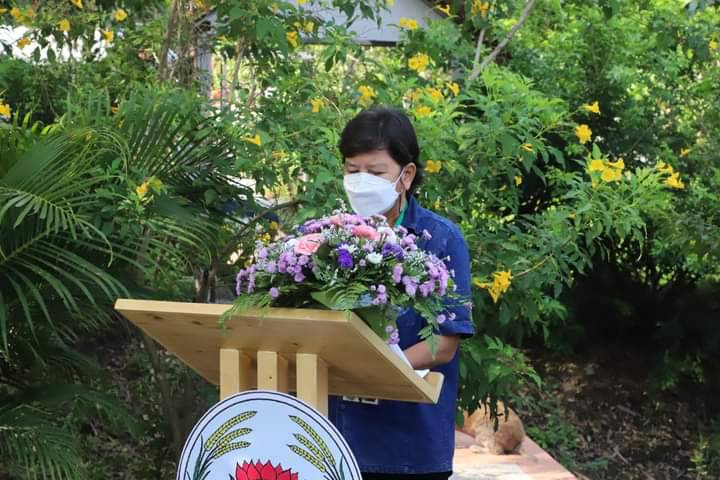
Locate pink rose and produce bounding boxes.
[352,224,380,241]
[328,214,344,226]
[294,233,323,255]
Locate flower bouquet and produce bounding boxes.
[226,210,462,348]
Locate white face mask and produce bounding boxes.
[343,167,406,217]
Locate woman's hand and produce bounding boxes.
[403,335,461,370]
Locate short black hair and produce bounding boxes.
[338,106,424,196]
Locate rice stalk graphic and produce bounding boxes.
[287,415,344,480]
[187,411,256,480]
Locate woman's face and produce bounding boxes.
[343,149,416,193]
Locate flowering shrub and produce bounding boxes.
[230,210,462,345]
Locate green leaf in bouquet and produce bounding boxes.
[310,284,366,310]
[353,306,392,339]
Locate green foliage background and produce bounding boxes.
[0,0,719,477]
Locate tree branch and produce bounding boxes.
[476,0,538,74]
[158,0,181,81]
[468,28,486,83]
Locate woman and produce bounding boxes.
[329,106,475,480]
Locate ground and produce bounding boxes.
[518,347,713,480]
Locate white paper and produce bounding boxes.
[389,343,430,378]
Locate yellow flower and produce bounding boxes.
[575,124,592,144]
[0,8,7,15]
[10,7,21,20]
[386,0,395,5]
[193,0,206,9]
[514,176,522,186]
[103,30,114,42]
[0,102,11,118]
[297,0,307,4]
[408,52,430,72]
[70,0,83,9]
[25,8,34,19]
[425,160,442,174]
[114,9,128,22]
[434,197,441,210]
[680,148,691,158]
[58,19,71,32]
[136,182,149,198]
[304,20,314,33]
[310,98,323,113]
[286,31,298,48]
[588,159,605,172]
[606,158,625,170]
[665,171,685,190]
[358,85,376,105]
[269,221,280,231]
[405,88,422,102]
[110,105,119,114]
[710,40,718,51]
[656,161,674,175]
[471,0,490,17]
[582,101,601,114]
[601,167,622,183]
[475,270,512,303]
[521,143,533,152]
[435,4,451,15]
[272,150,287,159]
[425,87,444,103]
[398,17,419,30]
[244,133,262,146]
[446,83,460,97]
[414,105,432,118]
[17,37,31,48]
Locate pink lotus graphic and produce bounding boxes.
[234,460,299,480]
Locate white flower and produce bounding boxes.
[366,252,383,265]
[343,244,358,253]
[378,227,397,244]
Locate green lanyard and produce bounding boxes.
[396,203,408,226]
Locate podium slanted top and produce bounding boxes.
[115,299,443,404]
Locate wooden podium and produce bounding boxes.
[114,300,444,416]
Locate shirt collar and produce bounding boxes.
[400,195,422,232]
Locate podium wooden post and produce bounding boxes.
[115,299,444,416]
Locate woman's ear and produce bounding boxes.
[400,163,417,192]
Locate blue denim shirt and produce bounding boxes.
[329,196,475,474]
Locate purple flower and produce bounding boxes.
[436,314,447,324]
[385,325,395,334]
[258,247,269,259]
[294,271,306,282]
[337,248,354,269]
[449,312,456,321]
[277,260,287,273]
[388,330,400,345]
[269,287,280,298]
[298,255,310,266]
[419,281,434,297]
[392,264,404,284]
[377,284,386,294]
[382,243,404,260]
[266,261,277,273]
[402,276,417,297]
[422,229,432,241]
[359,259,367,267]
[401,234,417,247]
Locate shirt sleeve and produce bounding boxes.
[438,231,475,338]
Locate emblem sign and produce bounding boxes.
[177,390,361,480]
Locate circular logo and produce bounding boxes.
[177,390,361,480]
